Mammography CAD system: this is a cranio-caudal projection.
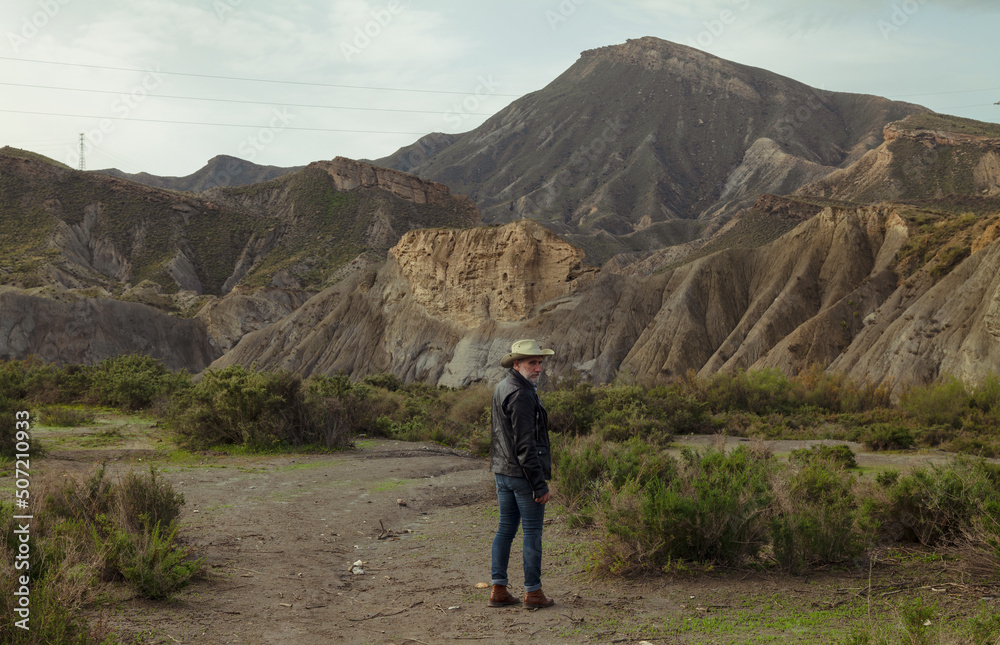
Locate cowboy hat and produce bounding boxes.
[500,339,555,369]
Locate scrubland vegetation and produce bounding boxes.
[2,356,999,643]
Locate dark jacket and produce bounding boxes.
[490,368,551,497]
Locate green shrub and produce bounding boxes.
[0,510,112,643]
[860,423,914,451]
[306,373,353,398]
[879,457,1000,546]
[170,365,353,449]
[970,373,1000,412]
[24,363,93,405]
[441,384,492,455]
[0,359,29,400]
[792,365,851,412]
[543,383,598,436]
[0,394,22,458]
[45,465,117,525]
[900,376,970,427]
[330,382,399,437]
[553,434,676,526]
[968,605,1000,644]
[789,443,858,469]
[1,463,196,643]
[377,417,426,441]
[545,381,704,444]
[115,466,184,534]
[362,371,402,391]
[94,520,201,599]
[699,368,795,415]
[772,462,875,572]
[88,354,188,411]
[599,445,775,571]
[643,384,709,435]
[593,404,670,445]
[875,468,900,488]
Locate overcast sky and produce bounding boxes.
[1,0,997,176]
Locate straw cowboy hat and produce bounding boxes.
[500,339,555,369]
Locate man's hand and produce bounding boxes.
[535,491,551,504]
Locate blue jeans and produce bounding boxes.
[491,473,545,592]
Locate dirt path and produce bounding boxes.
[27,419,998,644]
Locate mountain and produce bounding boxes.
[215,114,1000,393]
[0,150,477,298]
[376,37,927,265]
[0,149,479,366]
[95,155,301,193]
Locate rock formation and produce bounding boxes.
[0,288,218,371]
[213,191,1000,395]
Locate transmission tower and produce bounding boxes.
[78,133,85,171]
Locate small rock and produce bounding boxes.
[447,606,460,611]
[475,582,490,589]
[397,499,407,506]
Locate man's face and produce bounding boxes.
[513,357,546,384]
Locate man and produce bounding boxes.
[488,339,556,609]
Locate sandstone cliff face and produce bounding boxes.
[0,288,219,371]
[390,220,596,328]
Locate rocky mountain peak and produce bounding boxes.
[580,36,718,71]
[382,37,926,266]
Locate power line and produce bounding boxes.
[0,54,523,97]
[0,107,435,135]
[0,80,493,115]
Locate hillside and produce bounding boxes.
[0,150,478,299]
[0,149,480,366]
[377,37,927,265]
[793,113,1000,203]
[213,193,1000,393]
[95,155,301,192]
[213,109,1000,392]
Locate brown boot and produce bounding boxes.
[488,584,519,607]
[523,589,555,609]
